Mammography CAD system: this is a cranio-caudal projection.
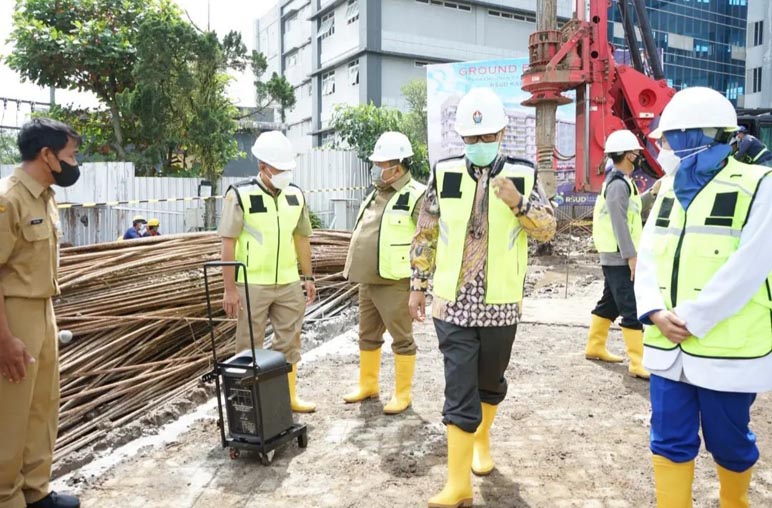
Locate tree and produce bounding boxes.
[250,52,295,122]
[330,80,431,180]
[401,79,428,145]
[7,0,178,158]
[0,131,20,165]
[187,31,241,229]
[400,79,429,181]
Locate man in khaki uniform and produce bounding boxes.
[343,132,425,414]
[220,131,317,413]
[0,119,81,508]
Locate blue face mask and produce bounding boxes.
[465,141,500,167]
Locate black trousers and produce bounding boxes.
[592,265,642,330]
[434,319,517,434]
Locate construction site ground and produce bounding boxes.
[54,260,772,508]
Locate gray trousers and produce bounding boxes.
[434,318,517,433]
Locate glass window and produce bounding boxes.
[346,0,359,24]
[317,12,335,39]
[348,59,360,85]
[322,71,336,95]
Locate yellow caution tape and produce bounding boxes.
[56,186,369,209]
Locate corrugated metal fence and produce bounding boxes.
[1,150,369,246]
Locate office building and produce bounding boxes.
[258,0,574,151]
[608,0,748,103]
[740,0,771,108]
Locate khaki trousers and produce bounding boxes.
[236,283,305,364]
[0,298,58,508]
[358,282,416,355]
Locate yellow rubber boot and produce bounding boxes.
[428,425,474,508]
[343,348,381,403]
[384,354,416,414]
[288,363,316,413]
[653,455,695,508]
[472,402,498,476]
[717,464,752,508]
[622,327,650,379]
[585,314,623,362]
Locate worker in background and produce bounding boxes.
[122,215,147,240]
[409,88,556,508]
[585,130,649,379]
[0,118,82,508]
[637,87,772,507]
[342,132,426,414]
[733,126,772,166]
[144,218,161,237]
[219,131,317,413]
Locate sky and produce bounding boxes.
[0,0,280,128]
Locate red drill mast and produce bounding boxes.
[522,0,675,192]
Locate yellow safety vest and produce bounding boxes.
[644,158,772,358]
[354,178,426,280]
[433,157,535,304]
[592,171,643,253]
[230,180,305,285]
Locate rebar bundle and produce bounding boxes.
[53,231,355,464]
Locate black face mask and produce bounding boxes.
[52,159,81,188]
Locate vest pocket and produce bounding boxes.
[389,243,411,279]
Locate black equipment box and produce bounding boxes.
[221,348,293,442]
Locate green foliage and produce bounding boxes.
[309,210,324,230]
[43,106,117,162]
[330,102,403,161]
[330,79,430,181]
[8,0,294,181]
[7,0,176,157]
[0,131,20,165]
[251,51,295,122]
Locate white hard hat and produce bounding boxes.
[604,130,643,153]
[454,88,508,137]
[251,131,297,170]
[369,131,414,162]
[649,87,738,139]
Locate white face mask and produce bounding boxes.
[269,170,293,190]
[657,148,681,176]
[657,143,713,176]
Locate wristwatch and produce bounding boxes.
[301,275,315,282]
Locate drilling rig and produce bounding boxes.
[522,0,676,195]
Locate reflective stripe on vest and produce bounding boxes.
[592,171,643,253]
[643,158,772,359]
[232,182,305,285]
[433,158,535,304]
[354,179,426,280]
[753,147,770,163]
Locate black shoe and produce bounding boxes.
[27,492,80,508]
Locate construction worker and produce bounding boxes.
[342,132,426,414]
[585,129,649,379]
[144,218,161,237]
[0,118,82,508]
[733,126,772,166]
[122,215,147,240]
[637,86,772,507]
[409,88,556,508]
[219,130,317,413]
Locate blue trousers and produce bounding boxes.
[650,374,758,472]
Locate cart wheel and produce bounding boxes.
[298,430,308,449]
[229,447,240,460]
[259,453,270,466]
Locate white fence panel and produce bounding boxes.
[1,149,369,246]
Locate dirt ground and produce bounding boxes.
[54,265,772,508]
